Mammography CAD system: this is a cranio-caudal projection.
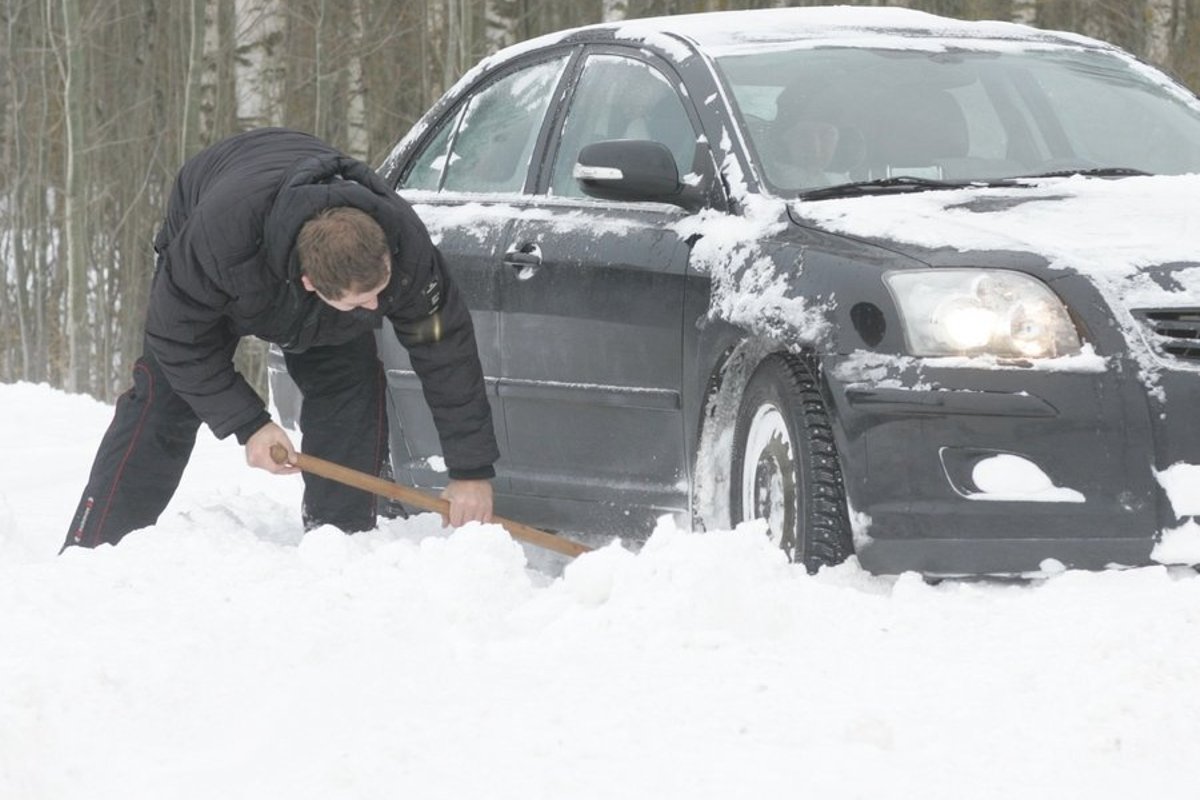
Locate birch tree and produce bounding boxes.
[1010,0,1037,25]
[56,0,89,392]
[235,0,286,128]
[601,0,629,22]
[486,0,521,50]
[345,0,370,159]
[1,0,34,380]
[180,0,208,161]
[1146,0,1177,68]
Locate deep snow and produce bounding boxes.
[2,381,1200,799]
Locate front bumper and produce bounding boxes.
[826,352,1197,575]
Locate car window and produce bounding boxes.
[402,112,459,191]
[1020,54,1200,174]
[434,56,568,194]
[549,55,697,198]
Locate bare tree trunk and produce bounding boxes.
[180,0,206,160]
[180,0,207,160]
[601,0,629,22]
[486,0,520,50]
[1147,0,1177,67]
[33,45,53,385]
[199,0,239,141]
[427,0,447,97]
[3,2,33,379]
[312,0,329,138]
[345,0,369,159]
[215,0,237,134]
[57,0,88,392]
[442,0,456,92]
[1011,0,1037,25]
[235,0,285,128]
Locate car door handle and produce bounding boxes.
[503,243,543,279]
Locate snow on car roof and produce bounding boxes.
[382,6,1117,183]
[610,6,1104,57]
[477,6,1102,74]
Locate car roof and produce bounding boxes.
[382,6,1118,179]
[618,7,1094,47]
[494,6,1108,65]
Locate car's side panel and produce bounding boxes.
[379,199,512,493]
[498,204,691,518]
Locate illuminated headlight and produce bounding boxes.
[884,269,1082,358]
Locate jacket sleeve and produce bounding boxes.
[145,216,269,441]
[387,247,500,479]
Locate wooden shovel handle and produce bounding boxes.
[270,445,591,558]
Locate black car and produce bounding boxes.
[271,6,1200,575]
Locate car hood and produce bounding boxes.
[789,173,1200,310]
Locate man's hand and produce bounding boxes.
[245,422,300,475]
[440,479,494,528]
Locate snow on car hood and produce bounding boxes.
[794,173,1200,310]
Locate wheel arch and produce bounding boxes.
[691,336,794,532]
[690,334,854,554]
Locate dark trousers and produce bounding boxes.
[63,333,388,550]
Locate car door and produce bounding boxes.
[384,51,573,490]
[497,50,702,521]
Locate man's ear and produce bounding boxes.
[300,274,316,293]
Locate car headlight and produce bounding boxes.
[884,269,1082,358]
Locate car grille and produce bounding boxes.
[1134,308,1200,363]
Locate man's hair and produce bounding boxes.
[296,207,390,300]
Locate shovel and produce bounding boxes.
[270,445,592,558]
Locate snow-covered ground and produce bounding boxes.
[3,380,1200,799]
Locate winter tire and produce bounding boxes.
[730,353,853,572]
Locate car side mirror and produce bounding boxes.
[573,140,705,211]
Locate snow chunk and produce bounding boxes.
[968,454,1085,503]
[675,196,829,343]
[298,525,354,567]
[1154,462,1200,517]
[559,539,639,607]
[1152,519,1200,565]
[921,344,1108,373]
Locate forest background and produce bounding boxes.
[2,0,1196,402]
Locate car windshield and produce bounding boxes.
[714,45,1200,196]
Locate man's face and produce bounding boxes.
[301,255,391,312]
[783,119,839,170]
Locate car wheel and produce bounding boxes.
[730,353,853,572]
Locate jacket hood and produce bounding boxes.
[264,153,401,281]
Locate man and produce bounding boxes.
[63,128,499,550]
[765,81,863,191]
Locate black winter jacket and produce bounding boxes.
[146,128,499,477]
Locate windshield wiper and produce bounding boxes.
[794,167,1150,201]
[1018,166,1151,180]
[797,175,994,201]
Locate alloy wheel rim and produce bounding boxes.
[741,403,796,547]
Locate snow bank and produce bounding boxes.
[3,383,1200,798]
